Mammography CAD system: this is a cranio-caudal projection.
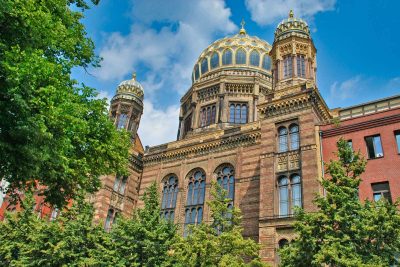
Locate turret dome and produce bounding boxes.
[112,73,144,105]
[192,20,272,83]
[274,10,310,41]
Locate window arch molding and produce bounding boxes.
[160,173,179,221]
[249,49,260,67]
[277,173,302,217]
[222,49,233,65]
[214,163,235,202]
[235,47,247,65]
[184,168,206,235]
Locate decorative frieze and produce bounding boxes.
[276,151,300,172]
[197,84,219,102]
[225,83,254,95]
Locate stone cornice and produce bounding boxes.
[129,153,143,172]
[258,89,331,122]
[143,126,261,166]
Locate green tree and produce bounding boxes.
[0,193,121,266]
[0,0,130,208]
[168,182,267,267]
[279,139,400,267]
[111,182,178,267]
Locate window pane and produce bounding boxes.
[229,104,235,123]
[201,58,208,74]
[289,125,299,150]
[396,132,400,153]
[210,52,219,69]
[373,136,383,157]
[172,186,178,208]
[197,207,203,224]
[241,105,247,124]
[118,177,127,194]
[199,181,205,204]
[222,50,232,65]
[194,65,200,81]
[187,182,193,205]
[262,55,271,70]
[292,184,302,209]
[117,114,128,129]
[235,105,241,123]
[373,193,382,202]
[235,49,246,64]
[229,176,235,199]
[365,137,375,158]
[193,181,199,205]
[250,51,260,66]
[190,208,196,224]
[113,176,121,191]
[211,106,216,124]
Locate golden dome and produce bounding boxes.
[112,72,144,104]
[192,22,272,83]
[274,10,310,41]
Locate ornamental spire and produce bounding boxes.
[239,18,246,35]
[289,9,294,18]
[132,72,137,80]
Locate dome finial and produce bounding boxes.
[289,9,294,18]
[239,18,246,35]
[132,72,137,80]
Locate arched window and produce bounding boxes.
[262,54,271,70]
[296,55,306,78]
[200,104,216,127]
[194,65,200,81]
[279,239,289,249]
[229,103,248,124]
[117,113,128,129]
[283,55,293,78]
[185,169,206,235]
[222,49,232,65]
[210,52,219,69]
[235,48,246,65]
[201,58,209,74]
[161,175,179,221]
[113,175,128,194]
[278,176,289,217]
[278,174,302,217]
[249,50,260,66]
[278,127,288,152]
[289,124,299,150]
[291,174,302,211]
[104,208,115,232]
[215,165,235,201]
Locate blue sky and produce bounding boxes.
[73,0,400,147]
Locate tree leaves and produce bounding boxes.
[279,139,400,267]
[0,0,130,208]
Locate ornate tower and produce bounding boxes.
[91,73,145,230]
[270,10,317,94]
[257,11,331,265]
[110,72,144,140]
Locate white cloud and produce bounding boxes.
[96,0,237,146]
[245,0,336,25]
[329,75,362,101]
[97,0,237,96]
[138,101,180,147]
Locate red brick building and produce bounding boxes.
[320,95,400,203]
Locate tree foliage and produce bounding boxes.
[168,182,267,267]
[111,182,178,267]
[0,0,130,208]
[279,139,400,267]
[0,193,120,266]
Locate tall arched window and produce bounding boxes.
[117,113,128,129]
[291,174,302,210]
[262,54,271,70]
[249,50,260,66]
[210,52,219,69]
[289,124,299,150]
[215,165,235,201]
[283,55,293,78]
[222,49,232,65]
[200,104,216,127]
[104,208,115,232]
[278,127,288,152]
[296,55,306,78]
[201,58,209,74]
[185,169,206,235]
[161,175,179,221]
[278,176,289,216]
[235,48,246,65]
[278,174,302,217]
